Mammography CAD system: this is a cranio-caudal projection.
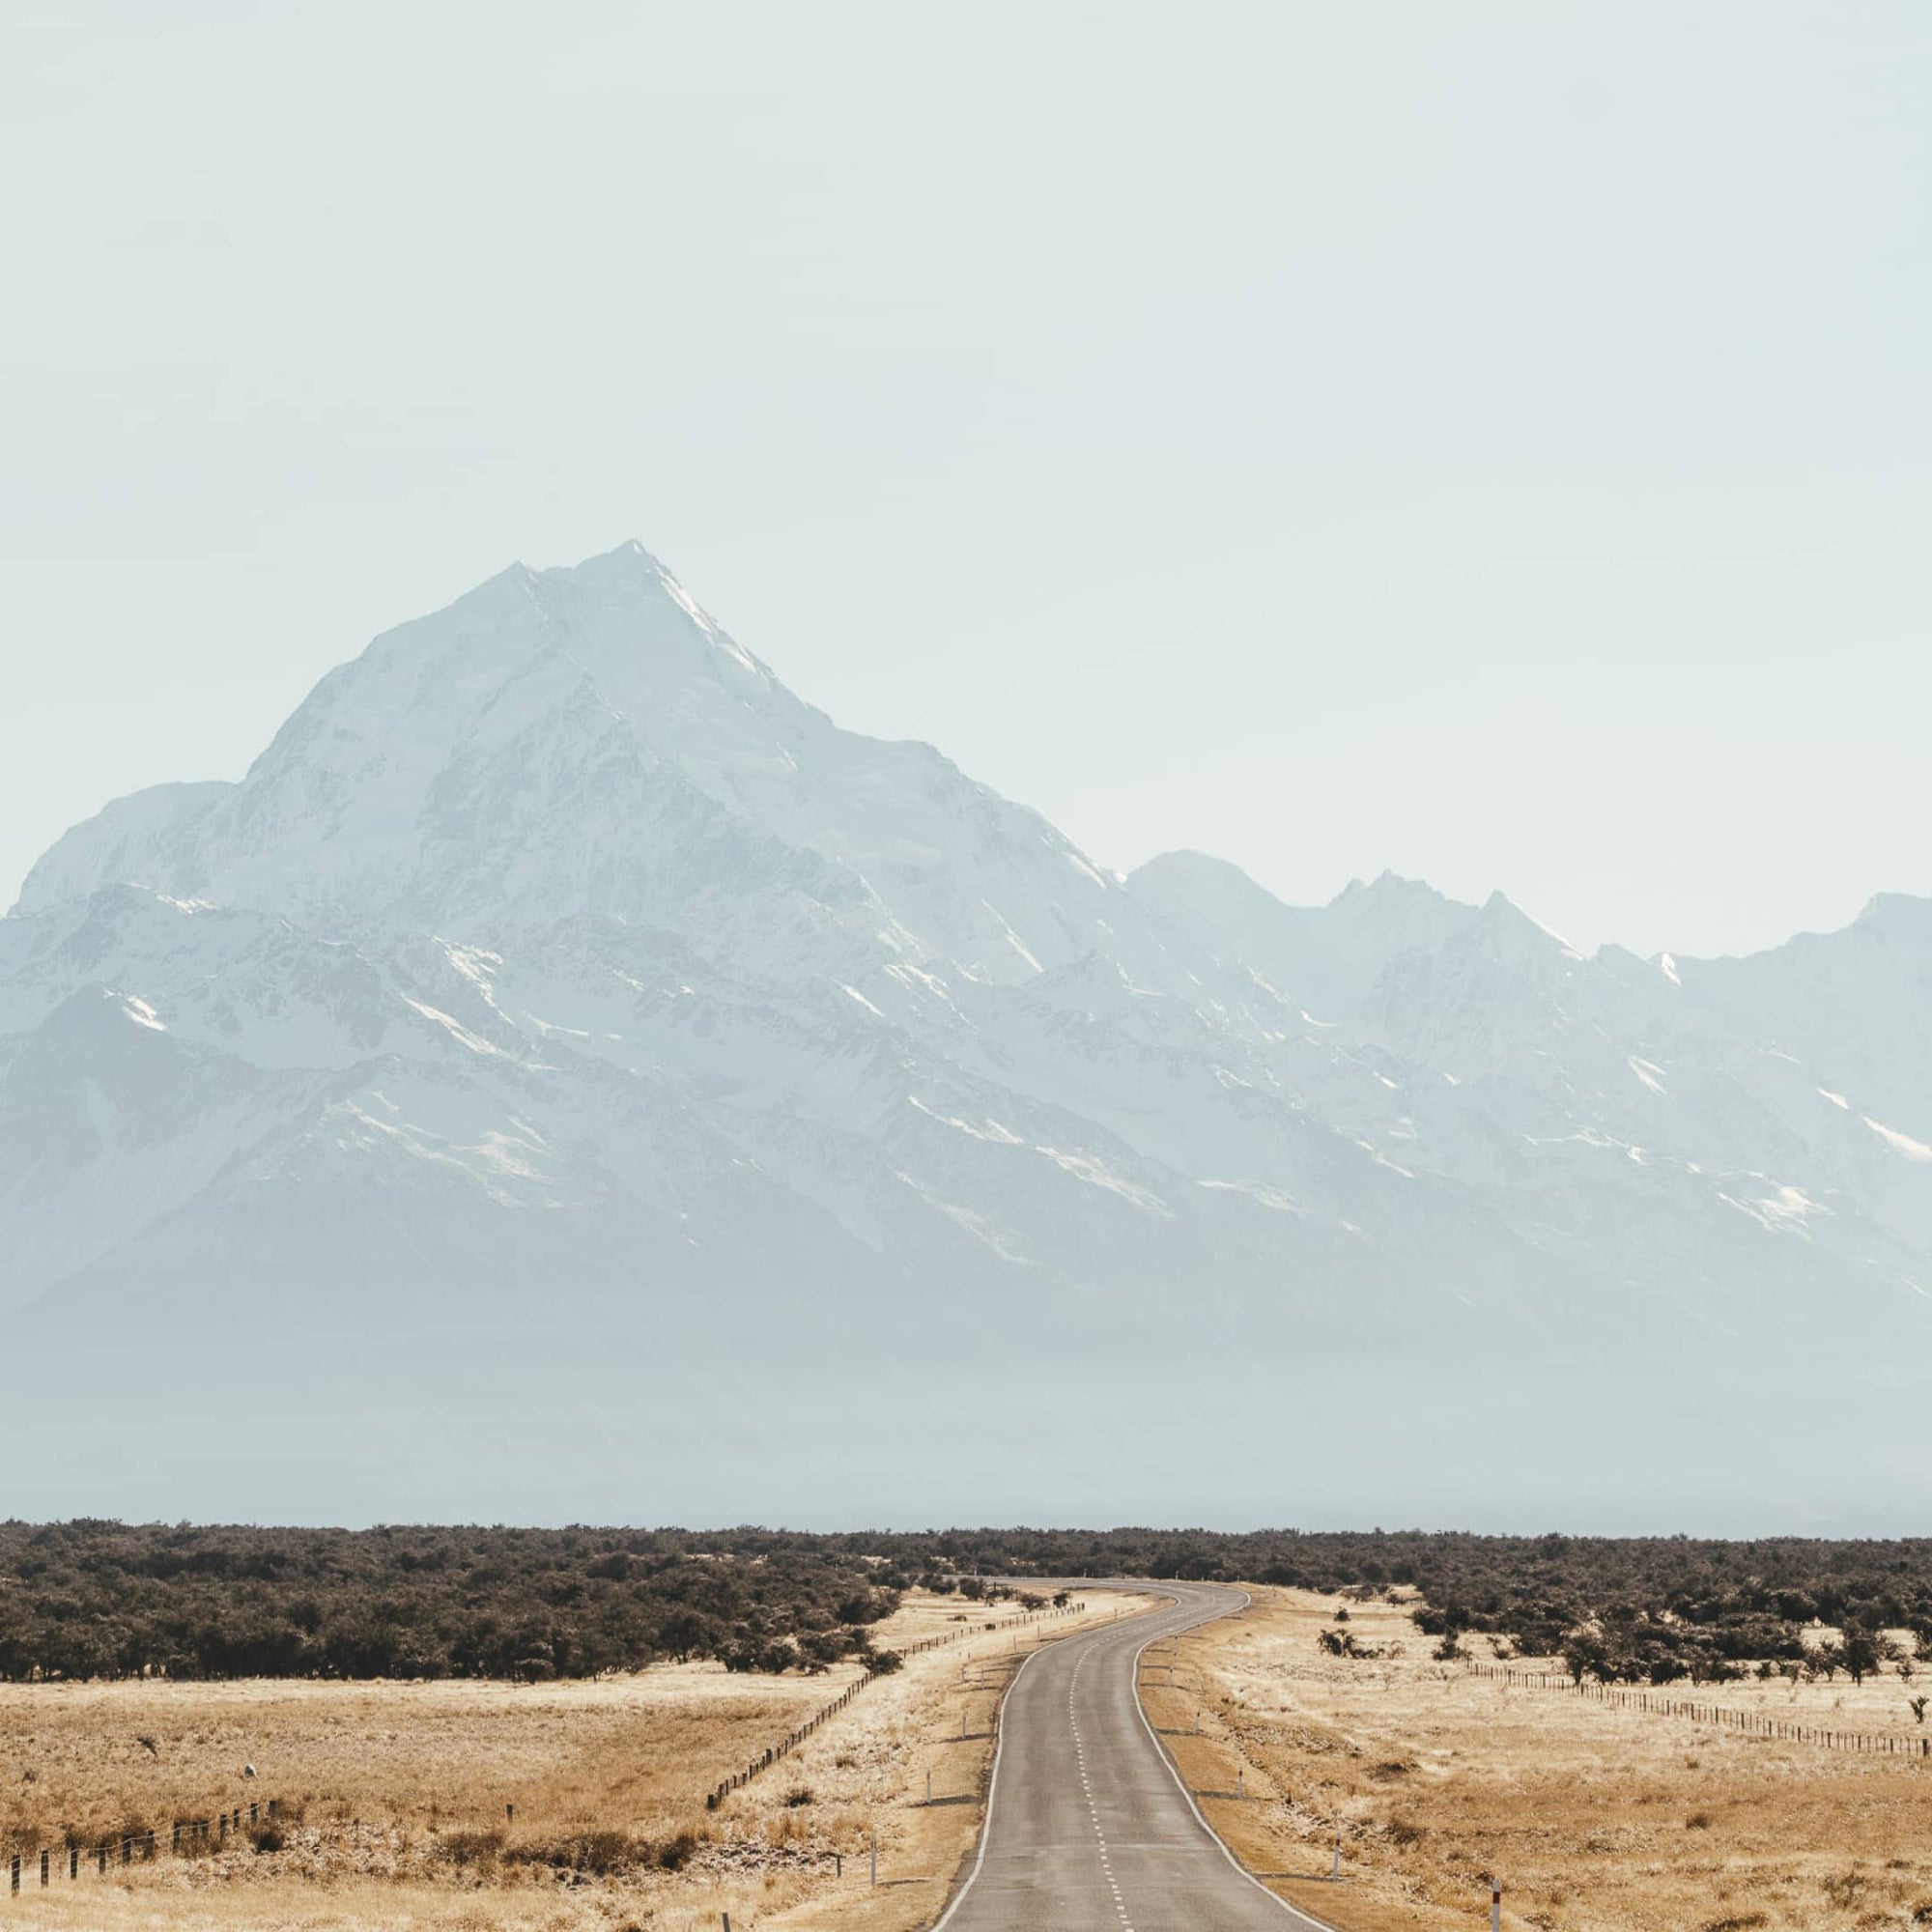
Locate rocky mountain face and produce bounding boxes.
[5,545,1927,1526]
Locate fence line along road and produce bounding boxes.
[1465,1661,1932,1758]
[4,1596,1092,1894]
[704,1599,1088,1810]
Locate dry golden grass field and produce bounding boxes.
[1139,1585,1932,1932]
[0,1590,1150,1932]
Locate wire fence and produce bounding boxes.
[702,1598,1087,1809]
[3,1599,1093,1891]
[7,1798,283,1898]
[1464,1660,1932,1758]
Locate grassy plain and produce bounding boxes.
[1140,1585,1932,1932]
[0,1590,1151,1931]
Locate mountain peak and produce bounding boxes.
[1129,849,1277,907]
[1478,889,1582,959]
[564,537,674,584]
[605,536,663,563]
[1334,870,1449,911]
[14,547,1147,986]
[12,780,235,920]
[1854,892,1932,947]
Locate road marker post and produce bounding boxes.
[1492,1881,1502,1931]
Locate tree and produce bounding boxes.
[1840,1629,1881,1687]
[1562,1631,1610,1685]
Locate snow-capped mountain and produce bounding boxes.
[5,545,1928,1528]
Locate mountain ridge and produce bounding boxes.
[5,544,1928,1525]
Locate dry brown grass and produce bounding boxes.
[1139,1586,1932,1932]
[0,1590,1152,1931]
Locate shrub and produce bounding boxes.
[1822,1872,1867,1910]
[508,1830,639,1876]
[436,1829,504,1867]
[655,1831,699,1871]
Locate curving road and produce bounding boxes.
[935,1581,1338,1932]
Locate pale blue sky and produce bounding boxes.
[3,2,1927,956]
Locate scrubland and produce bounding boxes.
[1140,1586,1932,1932]
[0,1590,1148,1930]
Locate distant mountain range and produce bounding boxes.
[5,545,1926,1529]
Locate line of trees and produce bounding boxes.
[10,1522,1932,1687]
[0,1522,909,1682]
[897,1528,1932,1685]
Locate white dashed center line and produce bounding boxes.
[1070,1646,1133,1931]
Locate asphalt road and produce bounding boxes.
[934,1581,1338,1931]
